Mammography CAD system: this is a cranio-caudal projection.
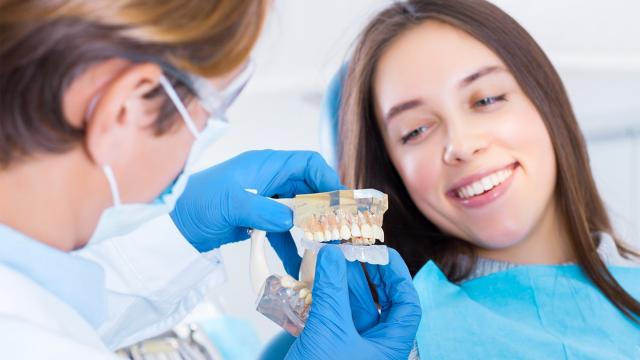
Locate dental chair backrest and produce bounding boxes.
[318,63,348,171]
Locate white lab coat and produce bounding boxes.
[0,214,226,359]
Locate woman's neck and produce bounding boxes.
[476,200,574,265]
[0,151,108,251]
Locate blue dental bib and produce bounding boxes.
[413,261,640,359]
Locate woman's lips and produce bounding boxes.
[447,162,519,209]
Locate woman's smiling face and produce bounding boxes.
[373,20,559,256]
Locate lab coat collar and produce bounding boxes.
[0,224,107,328]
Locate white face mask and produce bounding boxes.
[87,62,253,245]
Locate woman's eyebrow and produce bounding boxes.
[459,65,505,88]
[384,66,505,124]
[384,98,424,124]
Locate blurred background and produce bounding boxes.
[187,0,640,357]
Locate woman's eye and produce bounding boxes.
[401,126,429,144]
[473,94,507,108]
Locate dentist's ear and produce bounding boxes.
[84,62,163,166]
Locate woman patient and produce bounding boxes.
[338,0,640,357]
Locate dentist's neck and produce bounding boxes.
[0,150,109,251]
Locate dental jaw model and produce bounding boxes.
[250,189,388,336]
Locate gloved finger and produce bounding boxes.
[230,190,293,232]
[364,248,420,321]
[266,231,302,279]
[355,251,421,359]
[305,246,355,334]
[301,152,343,193]
[271,180,314,199]
[262,152,343,195]
[346,261,380,332]
[363,260,387,314]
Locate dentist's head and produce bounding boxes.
[0,0,268,250]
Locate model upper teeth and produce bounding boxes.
[301,209,384,244]
[456,168,513,199]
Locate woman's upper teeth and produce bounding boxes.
[457,168,513,199]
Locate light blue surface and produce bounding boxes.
[259,331,295,360]
[200,316,261,360]
[0,224,107,328]
[414,261,640,359]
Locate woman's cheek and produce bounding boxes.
[397,148,441,201]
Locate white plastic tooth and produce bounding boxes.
[331,228,340,240]
[304,231,314,241]
[340,225,351,240]
[323,229,332,240]
[298,288,310,299]
[313,231,324,242]
[379,227,385,242]
[361,223,373,239]
[351,223,362,237]
[373,225,383,240]
[280,275,296,288]
[304,293,312,305]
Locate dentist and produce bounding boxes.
[0,0,420,359]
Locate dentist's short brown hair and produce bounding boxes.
[0,0,268,167]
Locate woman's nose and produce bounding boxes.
[442,123,490,165]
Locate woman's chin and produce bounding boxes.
[467,227,528,252]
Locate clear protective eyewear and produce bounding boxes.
[160,60,255,138]
[190,60,255,120]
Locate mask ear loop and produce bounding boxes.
[82,88,124,208]
[102,165,122,207]
[158,75,200,139]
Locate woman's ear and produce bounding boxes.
[84,63,164,166]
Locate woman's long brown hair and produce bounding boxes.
[339,0,640,320]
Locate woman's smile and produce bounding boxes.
[447,162,519,208]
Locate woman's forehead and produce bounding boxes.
[373,21,508,103]
[377,22,504,81]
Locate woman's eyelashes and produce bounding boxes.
[472,94,507,109]
[396,93,507,145]
[401,125,429,144]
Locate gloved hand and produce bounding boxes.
[170,150,342,277]
[285,246,422,360]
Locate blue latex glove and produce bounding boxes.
[170,150,342,276]
[286,246,422,360]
